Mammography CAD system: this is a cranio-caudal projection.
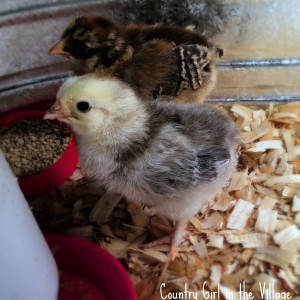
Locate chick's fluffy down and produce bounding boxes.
[50,76,240,222]
[49,16,222,103]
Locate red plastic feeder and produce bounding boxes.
[45,234,137,300]
[0,110,78,199]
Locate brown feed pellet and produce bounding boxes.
[0,118,69,177]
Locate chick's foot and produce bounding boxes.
[141,220,186,261]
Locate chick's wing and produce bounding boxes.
[157,44,212,97]
[142,140,231,196]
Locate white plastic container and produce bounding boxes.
[0,151,59,300]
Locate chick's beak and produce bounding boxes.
[48,40,70,57]
[44,104,70,123]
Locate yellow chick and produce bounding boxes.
[45,75,240,260]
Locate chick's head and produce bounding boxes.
[44,76,139,136]
[49,16,125,70]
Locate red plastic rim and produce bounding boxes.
[45,234,137,300]
[0,110,79,199]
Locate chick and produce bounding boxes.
[49,16,223,103]
[44,75,239,260]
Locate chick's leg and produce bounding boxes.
[142,219,186,261]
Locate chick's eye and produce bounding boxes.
[75,43,90,55]
[76,101,91,113]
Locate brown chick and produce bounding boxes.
[49,16,223,103]
[44,75,240,260]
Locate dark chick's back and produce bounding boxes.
[121,24,220,101]
[50,16,223,103]
[123,23,212,47]
[115,42,213,99]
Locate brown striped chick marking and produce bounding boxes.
[49,16,223,103]
[44,75,240,260]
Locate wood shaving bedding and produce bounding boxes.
[31,101,300,299]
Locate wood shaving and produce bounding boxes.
[273,224,300,248]
[246,140,283,152]
[31,102,300,298]
[207,234,224,249]
[227,199,254,230]
[293,194,300,212]
[226,232,270,248]
[255,207,277,234]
